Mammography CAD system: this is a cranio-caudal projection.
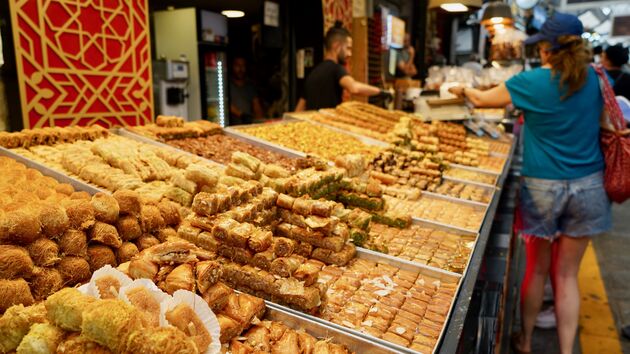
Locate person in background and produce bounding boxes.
[295,22,389,111]
[229,56,263,125]
[449,13,611,354]
[396,33,418,78]
[601,44,630,101]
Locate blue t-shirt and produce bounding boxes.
[506,67,604,179]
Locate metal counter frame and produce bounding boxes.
[437,132,517,354]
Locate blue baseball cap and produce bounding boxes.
[525,12,584,50]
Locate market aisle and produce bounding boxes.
[590,202,630,354]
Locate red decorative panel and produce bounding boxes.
[322,0,353,34]
[9,0,153,128]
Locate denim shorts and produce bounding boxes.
[520,171,612,240]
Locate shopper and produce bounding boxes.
[396,33,418,78]
[450,13,611,354]
[229,56,264,125]
[601,44,630,101]
[296,22,387,111]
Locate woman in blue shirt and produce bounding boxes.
[450,13,611,354]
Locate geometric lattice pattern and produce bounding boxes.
[9,0,153,128]
[322,0,352,34]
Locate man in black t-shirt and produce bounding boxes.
[296,24,387,111]
[602,44,630,101]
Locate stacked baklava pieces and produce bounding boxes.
[130,115,222,141]
[0,156,180,313]
[177,177,358,313]
[5,129,222,207]
[122,240,351,353]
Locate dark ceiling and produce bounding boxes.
[149,0,264,17]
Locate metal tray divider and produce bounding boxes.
[437,134,517,354]
[264,304,398,354]
[449,163,501,176]
[442,176,497,188]
[421,190,493,207]
[261,248,463,354]
[387,193,488,233]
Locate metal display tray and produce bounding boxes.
[264,303,397,354]
[225,119,388,156]
[284,111,391,147]
[264,248,462,354]
[112,128,225,169]
[0,146,105,195]
[390,192,489,234]
[437,131,517,354]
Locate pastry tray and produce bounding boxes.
[225,120,387,159]
[112,127,226,169]
[396,192,489,233]
[0,146,106,195]
[264,248,463,354]
[264,303,397,354]
[285,111,391,146]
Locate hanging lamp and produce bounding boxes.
[481,1,514,27]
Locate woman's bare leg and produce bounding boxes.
[517,236,553,352]
[553,236,590,354]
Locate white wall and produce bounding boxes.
[153,8,201,120]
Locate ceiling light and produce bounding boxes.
[221,10,245,18]
[481,2,513,26]
[440,3,469,12]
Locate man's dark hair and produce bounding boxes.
[324,21,350,50]
[605,44,629,68]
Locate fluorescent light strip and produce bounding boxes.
[221,10,245,18]
[440,3,469,12]
[217,61,225,127]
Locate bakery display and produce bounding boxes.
[383,195,484,231]
[9,134,222,206]
[443,168,497,185]
[0,156,181,312]
[318,258,458,352]
[0,108,514,353]
[368,224,475,273]
[0,126,109,149]
[130,117,222,141]
[236,121,382,161]
[168,134,297,169]
[433,180,492,204]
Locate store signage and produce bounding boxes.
[387,15,405,49]
[264,1,279,27]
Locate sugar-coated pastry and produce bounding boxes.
[81,299,144,352]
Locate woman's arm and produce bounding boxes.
[450,83,512,108]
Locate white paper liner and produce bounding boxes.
[77,283,90,295]
[160,290,221,354]
[86,265,133,299]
